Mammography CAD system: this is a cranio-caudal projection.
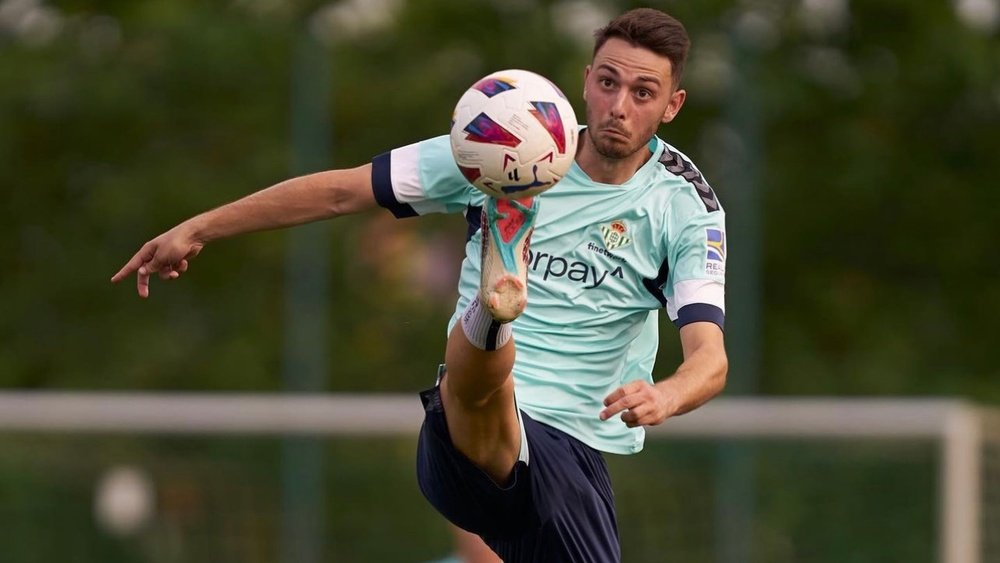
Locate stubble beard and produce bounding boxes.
[588,123,643,160]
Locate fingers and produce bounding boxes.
[111,245,155,284]
[620,404,656,428]
[157,264,180,280]
[134,256,163,298]
[602,385,628,409]
[600,381,666,427]
[599,382,641,421]
[113,236,198,298]
[599,396,639,422]
[136,267,151,298]
[134,261,184,298]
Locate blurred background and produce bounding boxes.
[2,0,999,561]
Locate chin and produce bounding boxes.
[585,132,621,158]
[595,139,639,160]
[598,146,630,159]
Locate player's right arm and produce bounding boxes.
[111,164,376,297]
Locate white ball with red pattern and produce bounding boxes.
[450,69,578,200]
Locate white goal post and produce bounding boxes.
[0,392,996,563]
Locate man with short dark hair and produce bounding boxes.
[114,8,727,562]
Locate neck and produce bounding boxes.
[575,131,652,185]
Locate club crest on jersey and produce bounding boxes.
[600,220,632,250]
[705,228,726,275]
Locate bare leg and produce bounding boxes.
[441,321,521,484]
[438,197,538,485]
[452,524,502,563]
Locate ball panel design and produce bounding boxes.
[450,69,578,200]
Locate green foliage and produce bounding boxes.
[7,3,998,561]
[753,0,1000,397]
[1,1,997,396]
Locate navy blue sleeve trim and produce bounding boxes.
[371,151,418,219]
[673,303,725,331]
[641,257,670,308]
[465,204,482,242]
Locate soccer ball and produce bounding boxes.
[450,69,578,200]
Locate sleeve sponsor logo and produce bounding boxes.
[705,228,726,276]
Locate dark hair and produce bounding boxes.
[593,8,691,88]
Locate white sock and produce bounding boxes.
[460,296,512,352]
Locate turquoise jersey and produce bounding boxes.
[372,133,726,454]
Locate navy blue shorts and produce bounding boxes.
[416,382,621,563]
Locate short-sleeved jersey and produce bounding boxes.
[372,133,726,454]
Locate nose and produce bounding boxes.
[609,89,629,120]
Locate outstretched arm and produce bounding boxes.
[111,164,376,297]
[600,322,727,427]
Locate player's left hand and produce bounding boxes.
[599,380,675,428]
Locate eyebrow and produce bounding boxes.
[595,63,663,86]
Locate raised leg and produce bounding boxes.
[439,196,538,484]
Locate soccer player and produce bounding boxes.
[112,8,727,562]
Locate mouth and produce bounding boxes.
[601,127,629,141]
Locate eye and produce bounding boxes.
[636,88,653,100]
[599,78,615,89]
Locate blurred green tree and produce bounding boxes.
[0,0,996,400]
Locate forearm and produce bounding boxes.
[186,166,373,243]
[655,340,728,417]
[600,321,727,427]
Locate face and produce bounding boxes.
[582,37,686,160]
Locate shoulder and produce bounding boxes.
[390,134,452,162]
[374,134,453,178]
[372,134,479,217]
[650,139,723,216]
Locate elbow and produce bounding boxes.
[328,187,357,218]
[713,353,729,398]
[328,181,366,217]
[321,165,376,218]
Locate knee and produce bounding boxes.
[441,367,513,410]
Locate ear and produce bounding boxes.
[582,64,592,102]
[661,88,687,124]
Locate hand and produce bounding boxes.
[599,380,675,428]
[110,223,203,298]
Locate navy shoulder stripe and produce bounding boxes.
[371,151,418,219]
[658,148,720,213]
